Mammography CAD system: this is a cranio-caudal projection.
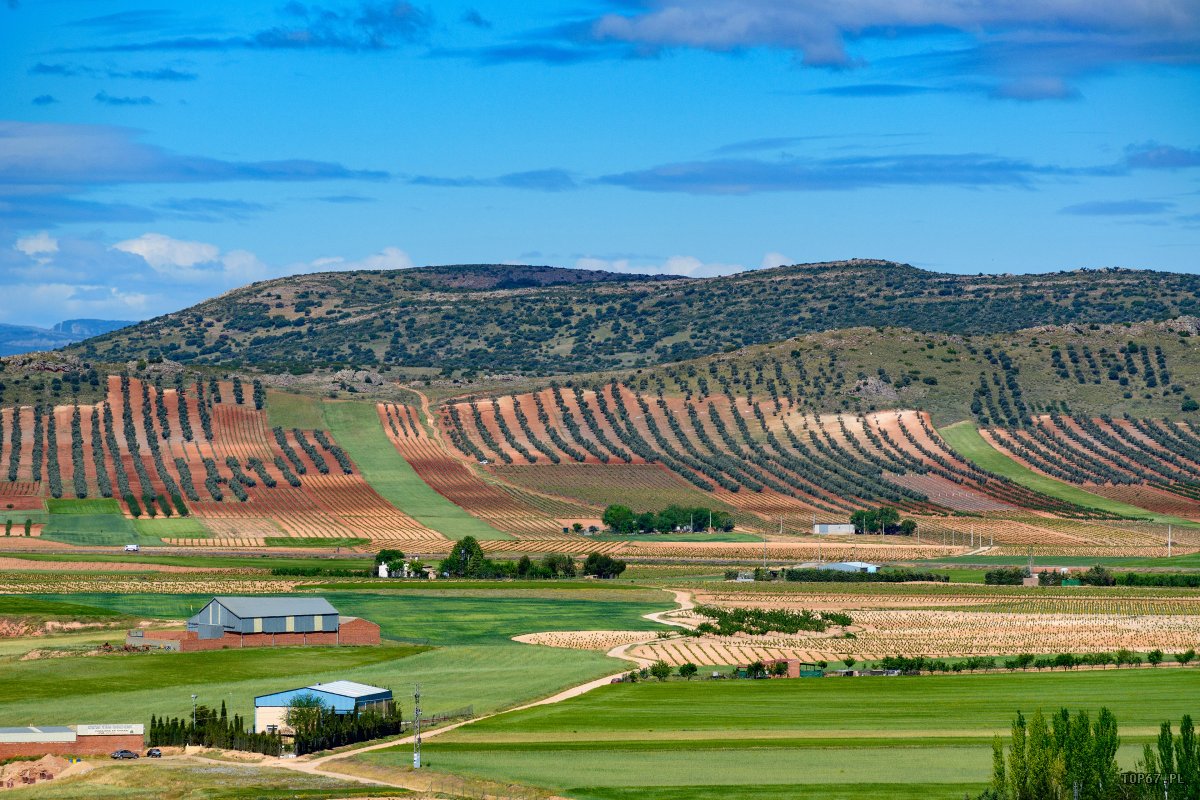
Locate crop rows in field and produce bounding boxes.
[631,607,1200,662]
[377,403,578,538]
[984,414,1200,510]
[440,382,1078,529]
[0,379,445,545]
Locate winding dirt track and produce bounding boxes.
[270,587,693,786]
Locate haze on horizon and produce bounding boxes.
[1,0,1198,328]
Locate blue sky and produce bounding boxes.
[1,0,1198,327]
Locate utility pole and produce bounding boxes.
[412,684,422,769]
[191,694,198,729]
[1168,524,1173,558]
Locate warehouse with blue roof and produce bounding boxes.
[253,681,393,734]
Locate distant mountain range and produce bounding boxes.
[0,319,136,357]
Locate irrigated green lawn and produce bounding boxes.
[2,585,673,726]
[132,517,211,537]
[47,498,122,515]
[363,669,1200,799]
[938,422,1197,525]
[40,513,162,546]
[322,400,510,540]
[265,389,327,430]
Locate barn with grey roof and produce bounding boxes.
[127,595,380,651]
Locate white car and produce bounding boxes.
[124,544,140,552]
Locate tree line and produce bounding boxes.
[602,504,734,534]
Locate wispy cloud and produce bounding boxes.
[1060,200,1176,216]
[31,62,198,81]
[94,91,157,106]
[475,1,1200,98]
[0,121,387,229]
[597,153,1067,194]
[31,95,57,106]
[156,197,272,222]
[1124,143,1200,170]
[83,1,434,53]
[409,168,577,191]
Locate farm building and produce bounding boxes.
[812,523,856,535]
[0,724,144,759]
[254,681,393,735]
[819,561,880,574]
[126,596,380,651]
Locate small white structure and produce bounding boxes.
[377,563,390,578]
[819,561,879,574]
[813,523,855,535]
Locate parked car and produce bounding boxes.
[124,544,140,552]
[110,749,139,759]
[146,748,162,758]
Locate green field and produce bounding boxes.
[360,669,1200,800]
[133,517,211,537]
[265,389,328,430]
[20,761,409,800]
[0,586,672,725]
[263,536,369,548]
[0,596,124,619]
[39,513,162,546]
[591,531,761,543]
[322,400,510,540]
[1,509,48,526]
[1,552,372,570]
[46,498,123,515]
[938,421,1197,525]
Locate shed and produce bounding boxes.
[819,561,879,574]
[813,523,856,535]
[187,597,340,639]
[254,681,393,734]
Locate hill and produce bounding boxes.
[614,318,1200,424]
[67,261,1200,377]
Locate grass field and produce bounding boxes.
[0,596,124,619]
[360,669,1200,800]
[264,389,327,430]
[1,509,48,526]
[262,536,369,548]
[46,498,122,515]
[0,586,673,725]
[19,761,410,800]
[938,422,1196,525]
[590,532,761,543]
[322,400,510,540]
[133,517,211,537]
[927,553,1200,569]
[40,513,163,546]
[1,552,372,570]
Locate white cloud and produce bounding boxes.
[14,231,58,266]
[293,246,414,274]
[114,232,220,273]
[761,251,790,269]
[575,252,797,278]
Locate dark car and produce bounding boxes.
[110,749,139,759]
[146,748,162,758]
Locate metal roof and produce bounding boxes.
[254,681,392,711]
[0,727,72,734]
[211,596,338,619]
[309,681,389,699]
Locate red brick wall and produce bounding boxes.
[0,734,144,759]
[339,617,381,645]
[133,618,381,652]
